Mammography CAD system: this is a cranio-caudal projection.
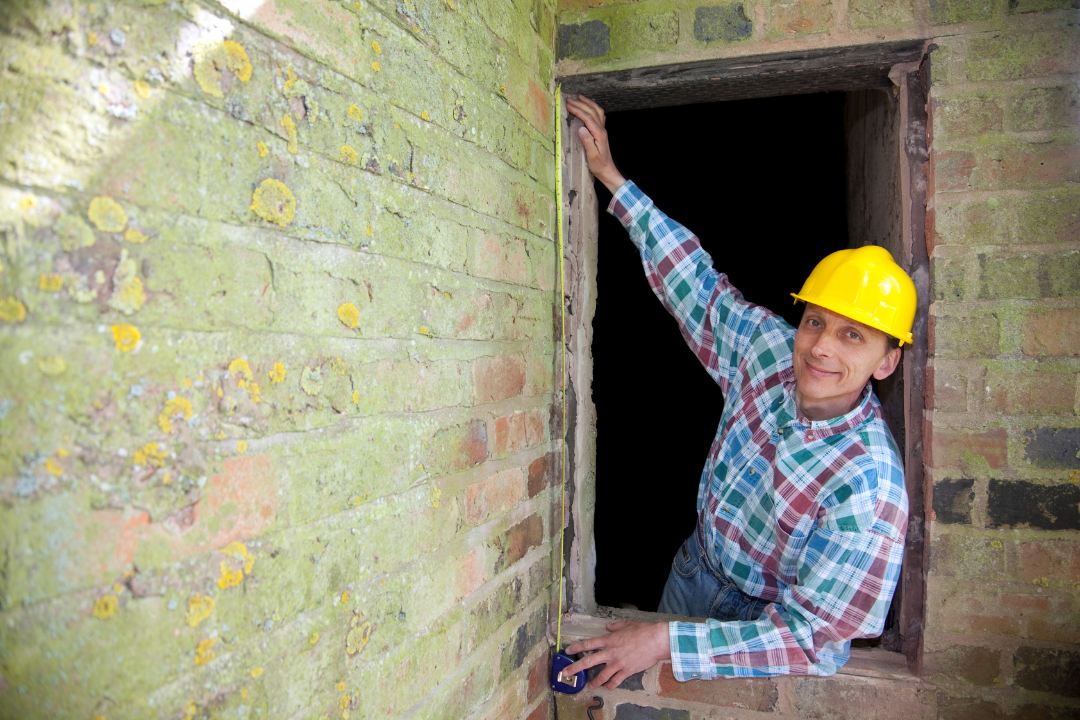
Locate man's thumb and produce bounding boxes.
[578,125,595,148]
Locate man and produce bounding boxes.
[562,95,914,688]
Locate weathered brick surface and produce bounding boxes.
[656,663,777,710]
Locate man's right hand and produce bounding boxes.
[565,95,627,195]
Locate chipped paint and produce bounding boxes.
[193,40,253,98]
[337,302,360,328]
[111,324,140,352]
[0,296,27,323]
[87,197,128,232]
[158,397,193,433]
[250,179,296,227]
[185,594,215,627]
[93,594,119,619]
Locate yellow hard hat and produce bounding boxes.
[791,245,916,346]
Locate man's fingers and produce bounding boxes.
[575,95,606,123]
[565,635,604,655]
[603,670,630,690]
[588,663,618,690]
[562,649,607,678]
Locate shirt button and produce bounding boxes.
[807,433,814,440]
[749,469,755,475]
[778,429,783,436]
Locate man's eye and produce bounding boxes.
[848,331,861,340]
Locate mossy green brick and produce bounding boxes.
[932,92,1006,139]
[978,248,1080,300]
[929,529,1008,580]
[611,4,681,53]
[929,0,996,24]
[933,310,1002,358]
[932,256,968,301]
[1009,84,1080,132]
[934,189,1080,246]
[964,28,1080,82]
[848,0,916,28]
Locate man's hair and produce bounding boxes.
[887,335,902,351]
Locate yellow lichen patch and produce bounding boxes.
[237,440,248,454]
[228,357,253,381]
[250,179,296,227]
[57,447,69,458]
[241,687,248,698]
[98,84,109,97]
[338,682,345,692]
[38,356,67,376]
[133,442,167,468]
[247,381,261,403]
[45,457,64,476]
[351,390,359,404]
[163,472,171,484]
[309,632,320,645]
[193,40,253,98]
[194,637,216,666]
[366,224,373,236]
[93,594,118,619]
[222,541,257,574]
[39,273,63,292]
[20,195,35,210]
[282,65,299,92]
[158,397,193,433]
[88,196,127,232]
[258,141,268,158]
[345,617,372,657]
[134,80,150,99]
[422,110,430,121]
[217,561,243,589]
[108,252,146,315]
[430,486,441,509]
[372,40,381,55]
[337,303,359,329]
[280,113,298,154]
[371,61,380,72]
[339,696,349,710]
[348,104,362,121]
[88,31,98,46]
[111,324,140,352]
[251,667,263,678]
[339,145,358,165]
[124,229,148,244]
[268,362,286,384]
[182,701,197,720]
[185,593,215,627]
[113,583,124,594]
[340,591,349,604]
[346,495,361,508]
[0,297,27,324]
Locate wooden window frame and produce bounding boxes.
[554,41,932,676]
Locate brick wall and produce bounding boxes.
[0,1,559,719]
[924,10,1080,719]
[554,0,1079,717]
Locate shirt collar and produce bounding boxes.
[777,370,875,441]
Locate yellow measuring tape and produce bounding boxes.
[554,83,568,652]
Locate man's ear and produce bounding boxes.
[872,346,902,381]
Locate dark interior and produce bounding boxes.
[591,92,851,612]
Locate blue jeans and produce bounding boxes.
[657,531,770,621]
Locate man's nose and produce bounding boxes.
[810,331,836,357]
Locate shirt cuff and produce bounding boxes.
[668,621,715,681]
[606,179,646,230]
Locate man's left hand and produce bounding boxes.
[562,620,671,690]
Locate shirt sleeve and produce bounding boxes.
[608,180,777,397]
[667,475,907,679]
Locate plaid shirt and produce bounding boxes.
[609,181,908,679]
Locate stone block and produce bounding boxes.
[929,427,1008,470]
[929,0,996,24]
[559,20,610,59]
[657,662,777,710]
[931,147,978,192]
[984,362,1078,415]
[1021,308,1080,357]
[693,4,753,43]
[932,93,1006,139]
[932,313,1001,358]
[977,249,1080,300]
[978,135,1080,191]
[766,0,834,37]
[1010,84,1080,132]
[466,467,525,525]
[848,0,916,27]
[1014,646,1080,698]
[473,355,527,404]
[1022,427,1080,468]
[932,256,968,302]
[964,29,1080,82]
[987,479,1080,531]
[789,675,933,719]
[924,645,1002,685]
[932,477,975,523]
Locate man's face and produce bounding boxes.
[792,304,901,421]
